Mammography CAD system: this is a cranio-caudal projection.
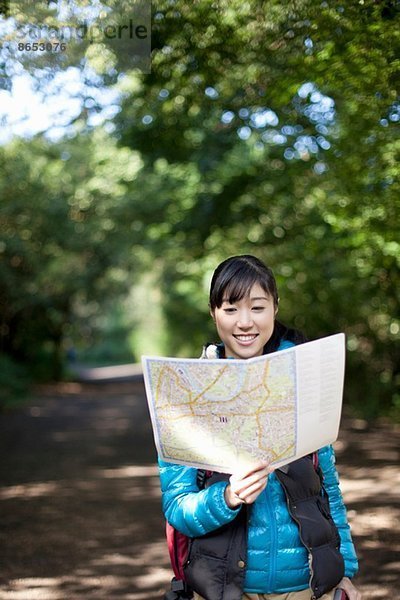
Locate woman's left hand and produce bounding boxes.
[335,577,362,600]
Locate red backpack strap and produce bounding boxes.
[312,451,319,470]
[166,521,188,580]
[166,470,214,582]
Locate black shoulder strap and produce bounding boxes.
[275,454,322,501]
[196,469,211,489]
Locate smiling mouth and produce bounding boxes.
[233,334,259,342]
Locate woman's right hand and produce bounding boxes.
[224,461,272,508]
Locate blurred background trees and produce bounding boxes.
[0,0,399,417]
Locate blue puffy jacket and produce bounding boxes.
[159,342,358,594]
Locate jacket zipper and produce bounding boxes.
[282,494,316,600]
[265,485,278,591]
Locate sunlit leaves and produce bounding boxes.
[112,0,399,416]
[1,0,399,415]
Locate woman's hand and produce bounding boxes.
[336,577,362,600]
[224,461,272,509]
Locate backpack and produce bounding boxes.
[164,469,212,600]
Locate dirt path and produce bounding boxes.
[0,379,399,599]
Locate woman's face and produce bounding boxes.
[211,282,277,359]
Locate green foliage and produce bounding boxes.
[1,0,399,417]
[73,302,135,366]
[0,353,30,411]
[113,0,399,415]
[0,130,143,378]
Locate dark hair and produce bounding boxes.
[209,255,307,354]
[209,255,279,311]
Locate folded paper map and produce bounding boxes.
[142,333,345,473]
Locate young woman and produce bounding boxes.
[159,255,361,600]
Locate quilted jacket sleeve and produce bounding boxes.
[159,459,241,537]
[318,445,359,578]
